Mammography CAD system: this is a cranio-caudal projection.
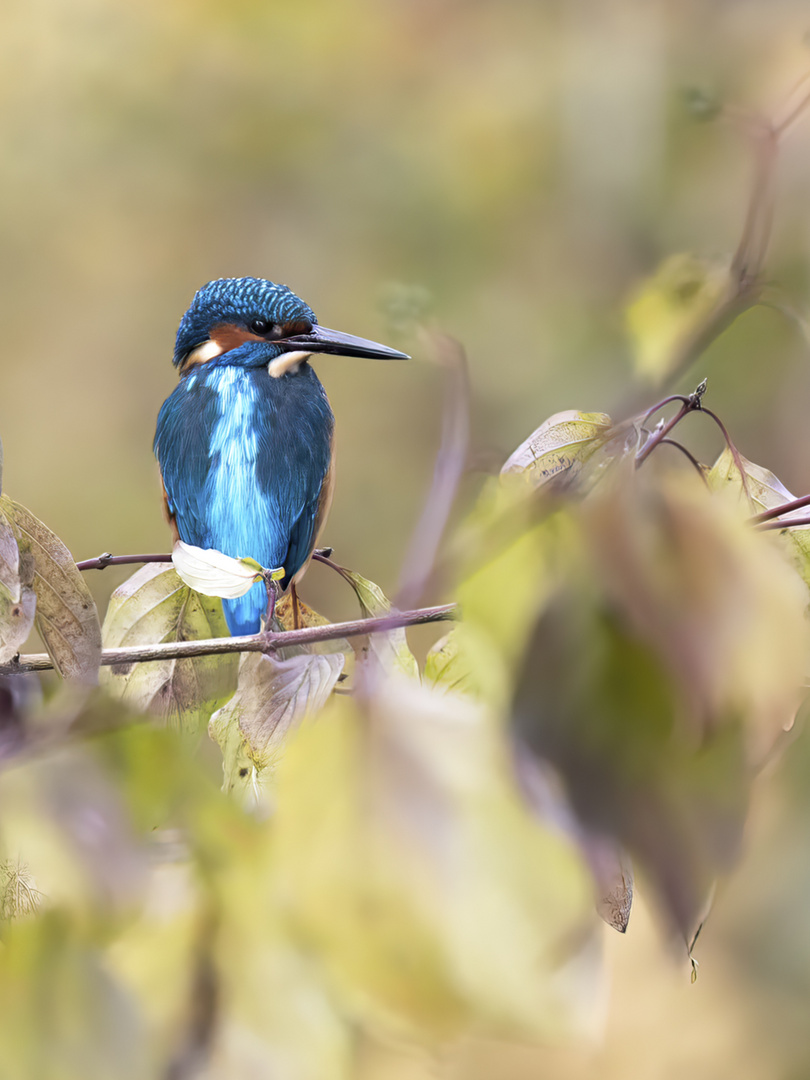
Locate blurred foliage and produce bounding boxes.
[4,1,810,1078]
[2,371,810,1075]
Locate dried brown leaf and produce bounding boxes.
[0,496,100,682]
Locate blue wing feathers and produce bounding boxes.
[154,363,333,635]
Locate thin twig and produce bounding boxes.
[0,604,460,676]
[77,552,173,571]
[636,402,691,466]
[312,552,358,588]
[658,439,707,480]
[696,406,750,500]
[730,117,777,287]
[641,394,691,428]
[756,515,810,531]
[750,492,810,525]
[396,331,471,611]
[774,77,810,137]
[622,92,794,419]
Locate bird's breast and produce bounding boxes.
[163,362,334,563]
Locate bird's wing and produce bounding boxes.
[153,378,221,549]
[285,450,335,585]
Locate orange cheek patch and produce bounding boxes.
[210,323,267,352]
[181,323,268,371]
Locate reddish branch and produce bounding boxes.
[757,515,810,531]
[76,552,172,571]
[396,332,471,611]
[751,493,810,526]
[0,604,459,676]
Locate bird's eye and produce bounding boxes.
[249,318,274,335]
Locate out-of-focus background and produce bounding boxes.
[3,0,810,1076]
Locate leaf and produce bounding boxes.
[0,495,101,682]
[424,629,477,697]
[453,496,578,710]
[273,680,600,1043]
[100,564,238,734]
[707,446,795,512]
[274,593,327,630]
[625,253,729,383]
[586,469,808,752]
[514,750,634,934]
[210,650,344,797]
[171,540,266,599]
[514,589,748,940]
[510,468,809,937]
[337,567,419,679]
[707,447,810,595]
[0,505,36,664]
[500,410,626,493]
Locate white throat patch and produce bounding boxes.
[267,351,312,378]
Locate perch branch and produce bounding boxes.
[77,552,173,571]
[0,604,460,675]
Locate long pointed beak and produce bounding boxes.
[278,325,409,361]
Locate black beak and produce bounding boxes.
[278,324,409,361]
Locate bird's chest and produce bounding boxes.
[185,363,333,491]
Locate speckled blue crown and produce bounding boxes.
[173,277,317,366]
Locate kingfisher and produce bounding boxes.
[154,277,408,635]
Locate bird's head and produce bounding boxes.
[174,277,408,373]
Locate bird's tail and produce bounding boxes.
[222,581,267,636]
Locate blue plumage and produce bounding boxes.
[155,277,407,635]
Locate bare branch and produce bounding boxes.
[750,492,810,525]
[756,515,810,532]
[623,84,809,418]
[77,552,173,572]
[0,603,460,676]
[636,402,692,466]
[396,331,471,611]
[774,69,810,137]
[641,394,692,427]
[729,116,777,287]
[657,439,708,481]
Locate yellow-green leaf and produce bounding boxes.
[625,253,729,383]
[337,567,419,680]
[516,752,634,933]
[500,410,621,492]
[210,650,344,797]
[0,496,101,682]
[707,446,794,512]
[424,629,477,697]
[709,448,810,596]
[101,564,237,734]
[513,468,809,937]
